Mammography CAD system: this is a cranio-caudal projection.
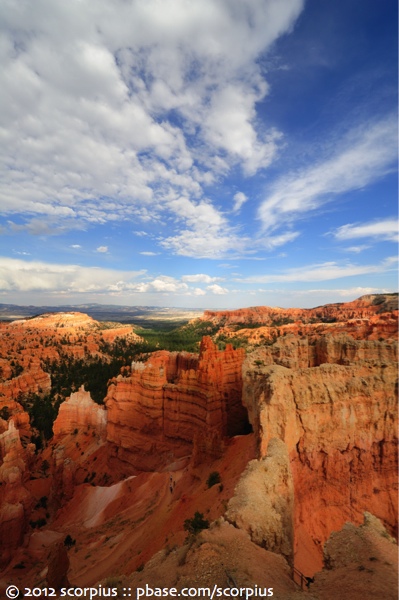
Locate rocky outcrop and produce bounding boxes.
[0,419,30,466]
[0,368,51,401]
[243,335,398,576]
[226,438,294,564]
[311,513,398,600]
[248,333,397,370]
[202,293,398,327]
[53,386,107,438]
[0,312,142,383]
[105,337,247,471]
[0,421,34,568]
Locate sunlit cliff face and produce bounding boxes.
[0,295,397,593]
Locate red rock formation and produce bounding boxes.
[105,337,247,471]
[53,386,107,438]
[242,334,398,576]
[0,299,397,588]
[0,368,51,401]
[247,332,397,370]
[0,421,35,567]
[202,293,398,327]
[0,311,142,376]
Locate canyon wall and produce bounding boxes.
[0,420,35,567]
[105,337,247,471]
[241,333,398,575]
[202,293,397,327]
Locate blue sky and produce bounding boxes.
[0,0,397,309]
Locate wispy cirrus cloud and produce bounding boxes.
[332,218,398,242]
[258,116,398,232]
[277,286,393,298]
[344,245,370,254]
[262,230,300,249]
[235,256,398,283]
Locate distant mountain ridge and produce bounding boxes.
[201,293,398,326]
[1,293,397,323]
[0,303,203,323]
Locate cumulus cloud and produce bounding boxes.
[258,117,398,232]
[192,287,206,296]
[0,256,231,297]
[181,274,221,283]
[134,276,189,294]
[207,284,229,294]
[0,0,304,241]
[96,246,109,253]
[161,225,248,259]
[0,257,145,294]
[333,218,398,243]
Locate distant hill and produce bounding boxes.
[0,303,203,323]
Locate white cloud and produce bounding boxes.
[138,276,189,293]
[159,196,254,258]
[70,244,81,249]
[0,0,304,239]
[161,226,249,259]
[207,284,229,294]
[262,230,300,249]
[232,192,248,213]
[0,256,222,298]
[280,286,392,298]
[139,251,159,256]
[0,257,145,293]
[192,287,206,296]
[204,85,282,175]
[344,245,370,254]
[182,274,221,283]
[96,246,108,253]
[236,256,398,283]
[333,218,398,242]
[258,117,398,232]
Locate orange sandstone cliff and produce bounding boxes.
[105,337,248,471]
[0,296,397,594]
[202,293,398,327]
[237,333,398,576]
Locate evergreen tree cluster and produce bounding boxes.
[138,320,220,352]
